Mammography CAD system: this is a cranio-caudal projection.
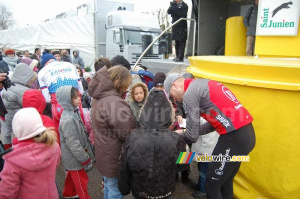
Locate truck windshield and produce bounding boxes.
[124,30,160,45]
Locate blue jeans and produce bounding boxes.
[198,162,209,193]
[103,176,123,199]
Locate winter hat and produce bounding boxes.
[154,72,166,87]
[182,72,194,79]
[164,73,182,97]
[5,49,15,55]
[40,52,55,67]
[20,57,33,66]
[12,108,47,141]
[111,55,131,70]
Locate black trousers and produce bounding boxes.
[205,123,256,199]
[175,40,186,60]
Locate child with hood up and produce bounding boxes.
[119,89,186,199]
[0,108,61,199]
[56,85,94,199]
[1,63,38,149]
[72,50,85,68]
[129,81,148,125]
[22,89,59,144]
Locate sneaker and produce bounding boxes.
[192,191,206,198]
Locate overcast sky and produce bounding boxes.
[1,0,192,28]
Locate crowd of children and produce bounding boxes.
[0,49,255,199]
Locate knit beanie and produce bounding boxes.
[20,57,33,66]
[154,72,166,87]
[12,108,47,141]
[5,49,15,55]
[41,52,55,67]
[111,55,131,70]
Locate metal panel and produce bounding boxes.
[198,0,229,55]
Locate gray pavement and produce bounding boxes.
[56,161,201,199]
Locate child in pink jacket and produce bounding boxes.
[0,108,61,199]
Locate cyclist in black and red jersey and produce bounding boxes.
[164,73,256,199]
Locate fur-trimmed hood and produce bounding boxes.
[130,81,148,102]
[139,88,175,129]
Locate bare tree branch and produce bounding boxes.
[155,8,171,32]
[0,3,15,30]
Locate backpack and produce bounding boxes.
[131,70,154,91]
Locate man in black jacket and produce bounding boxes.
[30,48,41,61]
[168,0,188,62]
[119,89,186,199]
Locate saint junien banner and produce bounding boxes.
[256,0,300,36]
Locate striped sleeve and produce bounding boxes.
[183,82,201,144]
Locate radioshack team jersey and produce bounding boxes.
[183,79,253,143]
[38,61,83,103]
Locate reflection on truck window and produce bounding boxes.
[124,30,159,45]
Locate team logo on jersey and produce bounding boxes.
[222,86,239,104]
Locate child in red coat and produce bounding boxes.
[22,89,60,145]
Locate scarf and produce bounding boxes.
[3,56,18,68]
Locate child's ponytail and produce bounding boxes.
[34,128,57,146]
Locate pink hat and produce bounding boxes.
[20,58,33,66]
[12,108,46,141]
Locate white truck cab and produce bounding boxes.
[105,11,163,65]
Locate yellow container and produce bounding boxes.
[255,19,300,58]
[225,16,247,56]
[187,56,300,199]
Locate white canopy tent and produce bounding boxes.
[0,13,96,68]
